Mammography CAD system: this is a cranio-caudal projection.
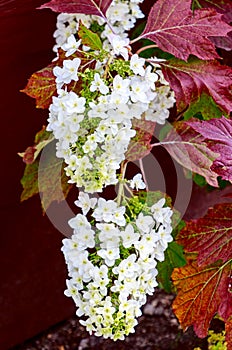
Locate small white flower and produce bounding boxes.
[136,213,154,233]
[90,73,109,95]
[130,54,145,76]
[129,173,146,190]
[61,34,81,56]
[108,34,130,60]
[74,192,97,215]
[120,224,140,248]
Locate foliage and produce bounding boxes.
[20,0,232,345]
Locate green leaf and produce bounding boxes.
[157,241,186,293]
[138,190,173,208]
[20,160,39,202]
[20,141,72,211]
[38,141,72,212]
[78,22,102,51]
[183,92,225,120]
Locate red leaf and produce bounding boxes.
[188,117,232,182]
[39,0,113,19]
[125,119,156,162]
[177,203,232,266]
[197,0,232,51]
[139,0,231,61]
[161,57,232,114]
[21,63,56,109]
[210,33,232,52]
[198,0,232,24]
[172,254,232,338]
[161,121,219,187]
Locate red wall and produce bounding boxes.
[0,2,75,349]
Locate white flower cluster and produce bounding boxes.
[47,48,175,192]
[53,0,145,51]
[62,192,173,340]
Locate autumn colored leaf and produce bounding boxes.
[183,92,225,121]
[21,141,72,211]
[78,22,102,50]
[157,241,186,293]
[39,0,113,19]
[196,0,232,51]
[188,117,232,182]
[161,57,232,114]
[138,0,231,61]
[196,0,232,23]
[177,203,232,266]
[20,160,39,202]
[18,126,53,164]
[125,119,156,162]
[21,64,57,109]
[172,254,232,338]
[161,121,219,187]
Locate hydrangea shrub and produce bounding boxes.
[20,0,232,346]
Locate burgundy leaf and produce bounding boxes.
[195,0,232,50]
[39,0,113,19]
[161,57,232,114]
[161,121,219,187]
[139,0,231,61]
[188,117,232,182]
[210,33,232,52]
[198,0,232,23]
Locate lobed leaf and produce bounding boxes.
[161,121,219,187]
[20,141,72,211]
[78,22,102,51]
[39,0,113,19]
[177,203,232,266]
[161,57,232,114]
[196,0,232,24]
[196,0,232,51]
[139,0,231,61]
[21,64,56,109]
[172,254,232,338]
[188,117,232,182]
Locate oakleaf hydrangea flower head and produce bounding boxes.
[62,193,174,340]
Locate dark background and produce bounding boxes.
[0,1,75,349]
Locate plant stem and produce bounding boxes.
[136,44,158,55]
[139,158,149,191]
[117,161,128,206]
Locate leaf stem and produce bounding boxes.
[139,158,149,191]
[136,44,158,55]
